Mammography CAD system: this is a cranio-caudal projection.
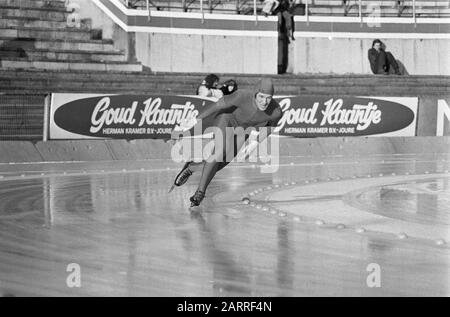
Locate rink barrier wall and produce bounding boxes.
[0,141,44,163]
[105,139,173,160]
[389,136,450,154]
[34,140,115,162]
[0,137,449,163]
[0,93,448,163]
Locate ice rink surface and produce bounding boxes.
[0,153,449,296]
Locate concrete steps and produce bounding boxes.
[0,0,143,72]
[0,26,97,41]
[0,37,116,52]
[0,6,70,21]
[0,69,448,95]
[1,81,444,96]
[0,46,127,62]
[0,16,91,30]
[0,58,143,71]
[0,0,66,8]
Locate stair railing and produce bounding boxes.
[254,0,258,25]
[306,0,309,25]
[201,0,205,23]
[359,0,362,24]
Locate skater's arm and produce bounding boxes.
[242,107,281,159]
[176,94,238,132]
[243,125,278,160]
[257,126,277,143]
[258,106,282,143]
[196,93,239,120]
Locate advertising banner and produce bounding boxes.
[275,96,417,137]
[49,93,418,139]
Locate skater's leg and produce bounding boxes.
[216,134,247,172]
[190,114,250,206]
[188,126,246,174]
[197,133,247,193]
[197,162,221,193]
[196,113,234,193]
[172,131,222,188]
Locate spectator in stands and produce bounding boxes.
[197,74,238,98]
[262,0,280,17]
[197,74,221,98]
[368,39,401,75]
[262,0,294,42]
[274,0,295,42]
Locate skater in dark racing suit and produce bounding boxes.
[172,78,283,208]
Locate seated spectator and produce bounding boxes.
[197,74,221,98]
[368,39,401,75]
[197,74,238,98]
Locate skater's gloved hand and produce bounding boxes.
[220,79,238,95]
[177,117,198,132]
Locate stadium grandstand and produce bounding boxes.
[0,0,449,140]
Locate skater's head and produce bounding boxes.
[372,39,383,51]
[254,78,274,111]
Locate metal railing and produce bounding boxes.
[0,94,46,141]
[123,0,264,15]
[122,0,450,21]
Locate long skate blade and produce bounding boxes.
[168,184,175,193]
